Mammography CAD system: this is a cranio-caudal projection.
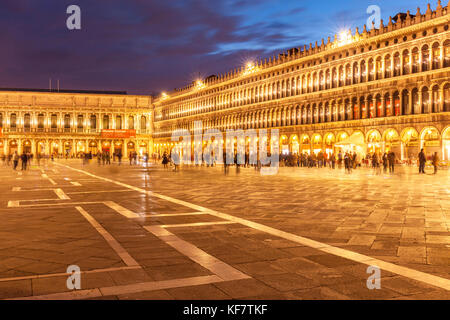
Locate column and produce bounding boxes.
[18,139,23,154]
[408,91,413,115]
[439,89,444,113]
[31,139,37,155]
[418,90,423,114]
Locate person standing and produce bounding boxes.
[388,151,396,173]
[21,153,28,171]
[117,152,122,166]
[432,152,439,175]
[162,152,169,169]
[418,149,426,174]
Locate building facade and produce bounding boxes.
[153,2,450,162]
[0,90,153,158]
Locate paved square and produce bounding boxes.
[0,160,449,300]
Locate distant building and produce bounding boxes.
[0,89,152,157]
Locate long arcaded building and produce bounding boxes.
[152,2,450,162]
[0,89,152,157]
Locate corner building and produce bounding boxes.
[0,89,153,157]
[153,2,450,162]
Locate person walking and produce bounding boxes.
[12,152,19,170]
[382,152,388,173]
[432,152,439,175]
[418,149,426,174]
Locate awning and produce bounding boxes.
[335,133,365,148]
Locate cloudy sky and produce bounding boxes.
[0,0,438,94]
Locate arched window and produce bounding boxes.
[103,115,109,130]
[38,114,44,130]
[332,68,337,88]
[421,45,429,72]
[402,50,410,75]
[368,59,375,81]
[326,70,331,89]
[64,114,71,130]
[128,116,134,130]
[24,113,31,131]
[412,48,419,73]
[421,87,429,114]
[393,53,401,76]
[431,86,439,113]
[141,116,147,130]
[90,115,97,130]
[116,115,122,130]
[376,57,383,79]
[346,64,352,85]
[319,71,324,91]
[77,115,83,130]
[353,63,359,84]
[51,114,57,130]
[411,88,419,114]
[402,90,409,115]
[393,91,400,116]
[432,43,440,69]
[339,66,344,87]
[360,60,366,82]
[444,40,450,68]
[444,83,450,112]
[10,114,17,130]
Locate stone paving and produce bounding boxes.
[0,159,449,300]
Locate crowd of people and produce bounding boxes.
[159,148,442,175]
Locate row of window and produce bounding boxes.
[158,40,450,121]
[154,84,450,137]
[0,114,148,131]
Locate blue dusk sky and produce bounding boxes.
[0,0,442,94]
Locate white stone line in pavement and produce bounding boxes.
[41,173,57,185]
[70,182,82,186]
[8,201,100,208]
[64,178,72,181]
[0,266,141,283]
[138,212,209,218]
[11,187,70,200]
[161,221,237,228]
[75,206,140,267]
[145,225,249,282]
[55,162,450,292]
[11,275,223,300]
[54,188,70,200]
[67,190,134,195]
[103,201,143,218]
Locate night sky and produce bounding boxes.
[0,0,438,95]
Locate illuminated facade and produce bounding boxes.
[153,2,450,161]
[0,90,153,157]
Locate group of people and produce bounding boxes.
[418,149,440,174]
[1,152,34,170]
